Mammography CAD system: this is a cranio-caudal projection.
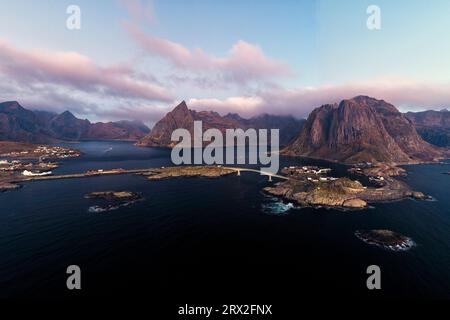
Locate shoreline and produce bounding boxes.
[263,162,432,209]
[1,141,446,211]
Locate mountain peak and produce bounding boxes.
[224,113,243,121]
[173,100,188,111]
[59,110,77,119]
[0,101,23,111]
[351,95,375,101]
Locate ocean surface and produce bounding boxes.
[0,141,449,300]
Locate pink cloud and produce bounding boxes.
[0,38,172,102]
[189,96,265,115]
[188,77,450,118]
[124,23,292,84]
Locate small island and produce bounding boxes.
[141,166,236,180]
[355,229,415,251]
[264,164,431,209]
[264,177,369,208]
[85,191,143,212]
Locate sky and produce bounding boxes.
[1,0,450,125]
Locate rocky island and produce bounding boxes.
[355,229,415,251]
[141,166,236,180]
[271,96,446,209]
[85,191,143,212]
[264,163,430,209]
[264,177,369,209]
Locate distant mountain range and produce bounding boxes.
[284,96,446,164]
[0,101,150,143]
[1,98,449,165]
[405,109,450,147]
[136,101,305,147]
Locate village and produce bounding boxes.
[0,145,81,176]
[348,163,390,187]
[0,143,82,189]
[0,145,81,160]
[281,165,336,183]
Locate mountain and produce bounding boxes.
[136,101,304,147]
[0,101,55,143]
[239,113,305,146]
[48,110,91,140]
[86,120,150,141]
[405,109,450,147]
[284,96,444,164]
[0,101,150,143]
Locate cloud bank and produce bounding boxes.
[0,38,172,102]
[124,22,292,85]
[188,77,450,119]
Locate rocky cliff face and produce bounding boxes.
[0,101,150,142]
[137,101,304,147]
[405,109,450,147]
[284,96,444,164]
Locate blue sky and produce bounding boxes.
[0,0,449,124]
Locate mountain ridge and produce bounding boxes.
[405,109,450,147]
[136,101,305,147]
[0,101,150,143]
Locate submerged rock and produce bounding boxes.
[85,191,141,201]
[355,229,415,251]
[411,191,430,200]
[85,191,143,213]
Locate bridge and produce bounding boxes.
[14,166,289,184]
[224,166,289,181]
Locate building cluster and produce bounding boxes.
[283,166,332,175]
[353,162,374,169]
[86,168,125,175]
[282,166,337,183]
[0,160,31,172]
[0,145,80,159]
[32,145,79,159]
[349,164,386,186]
[306,176,338,183]
[0,159,59,176]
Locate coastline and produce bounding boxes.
[1,141,446,212]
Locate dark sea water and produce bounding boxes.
[0,141,449,301]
